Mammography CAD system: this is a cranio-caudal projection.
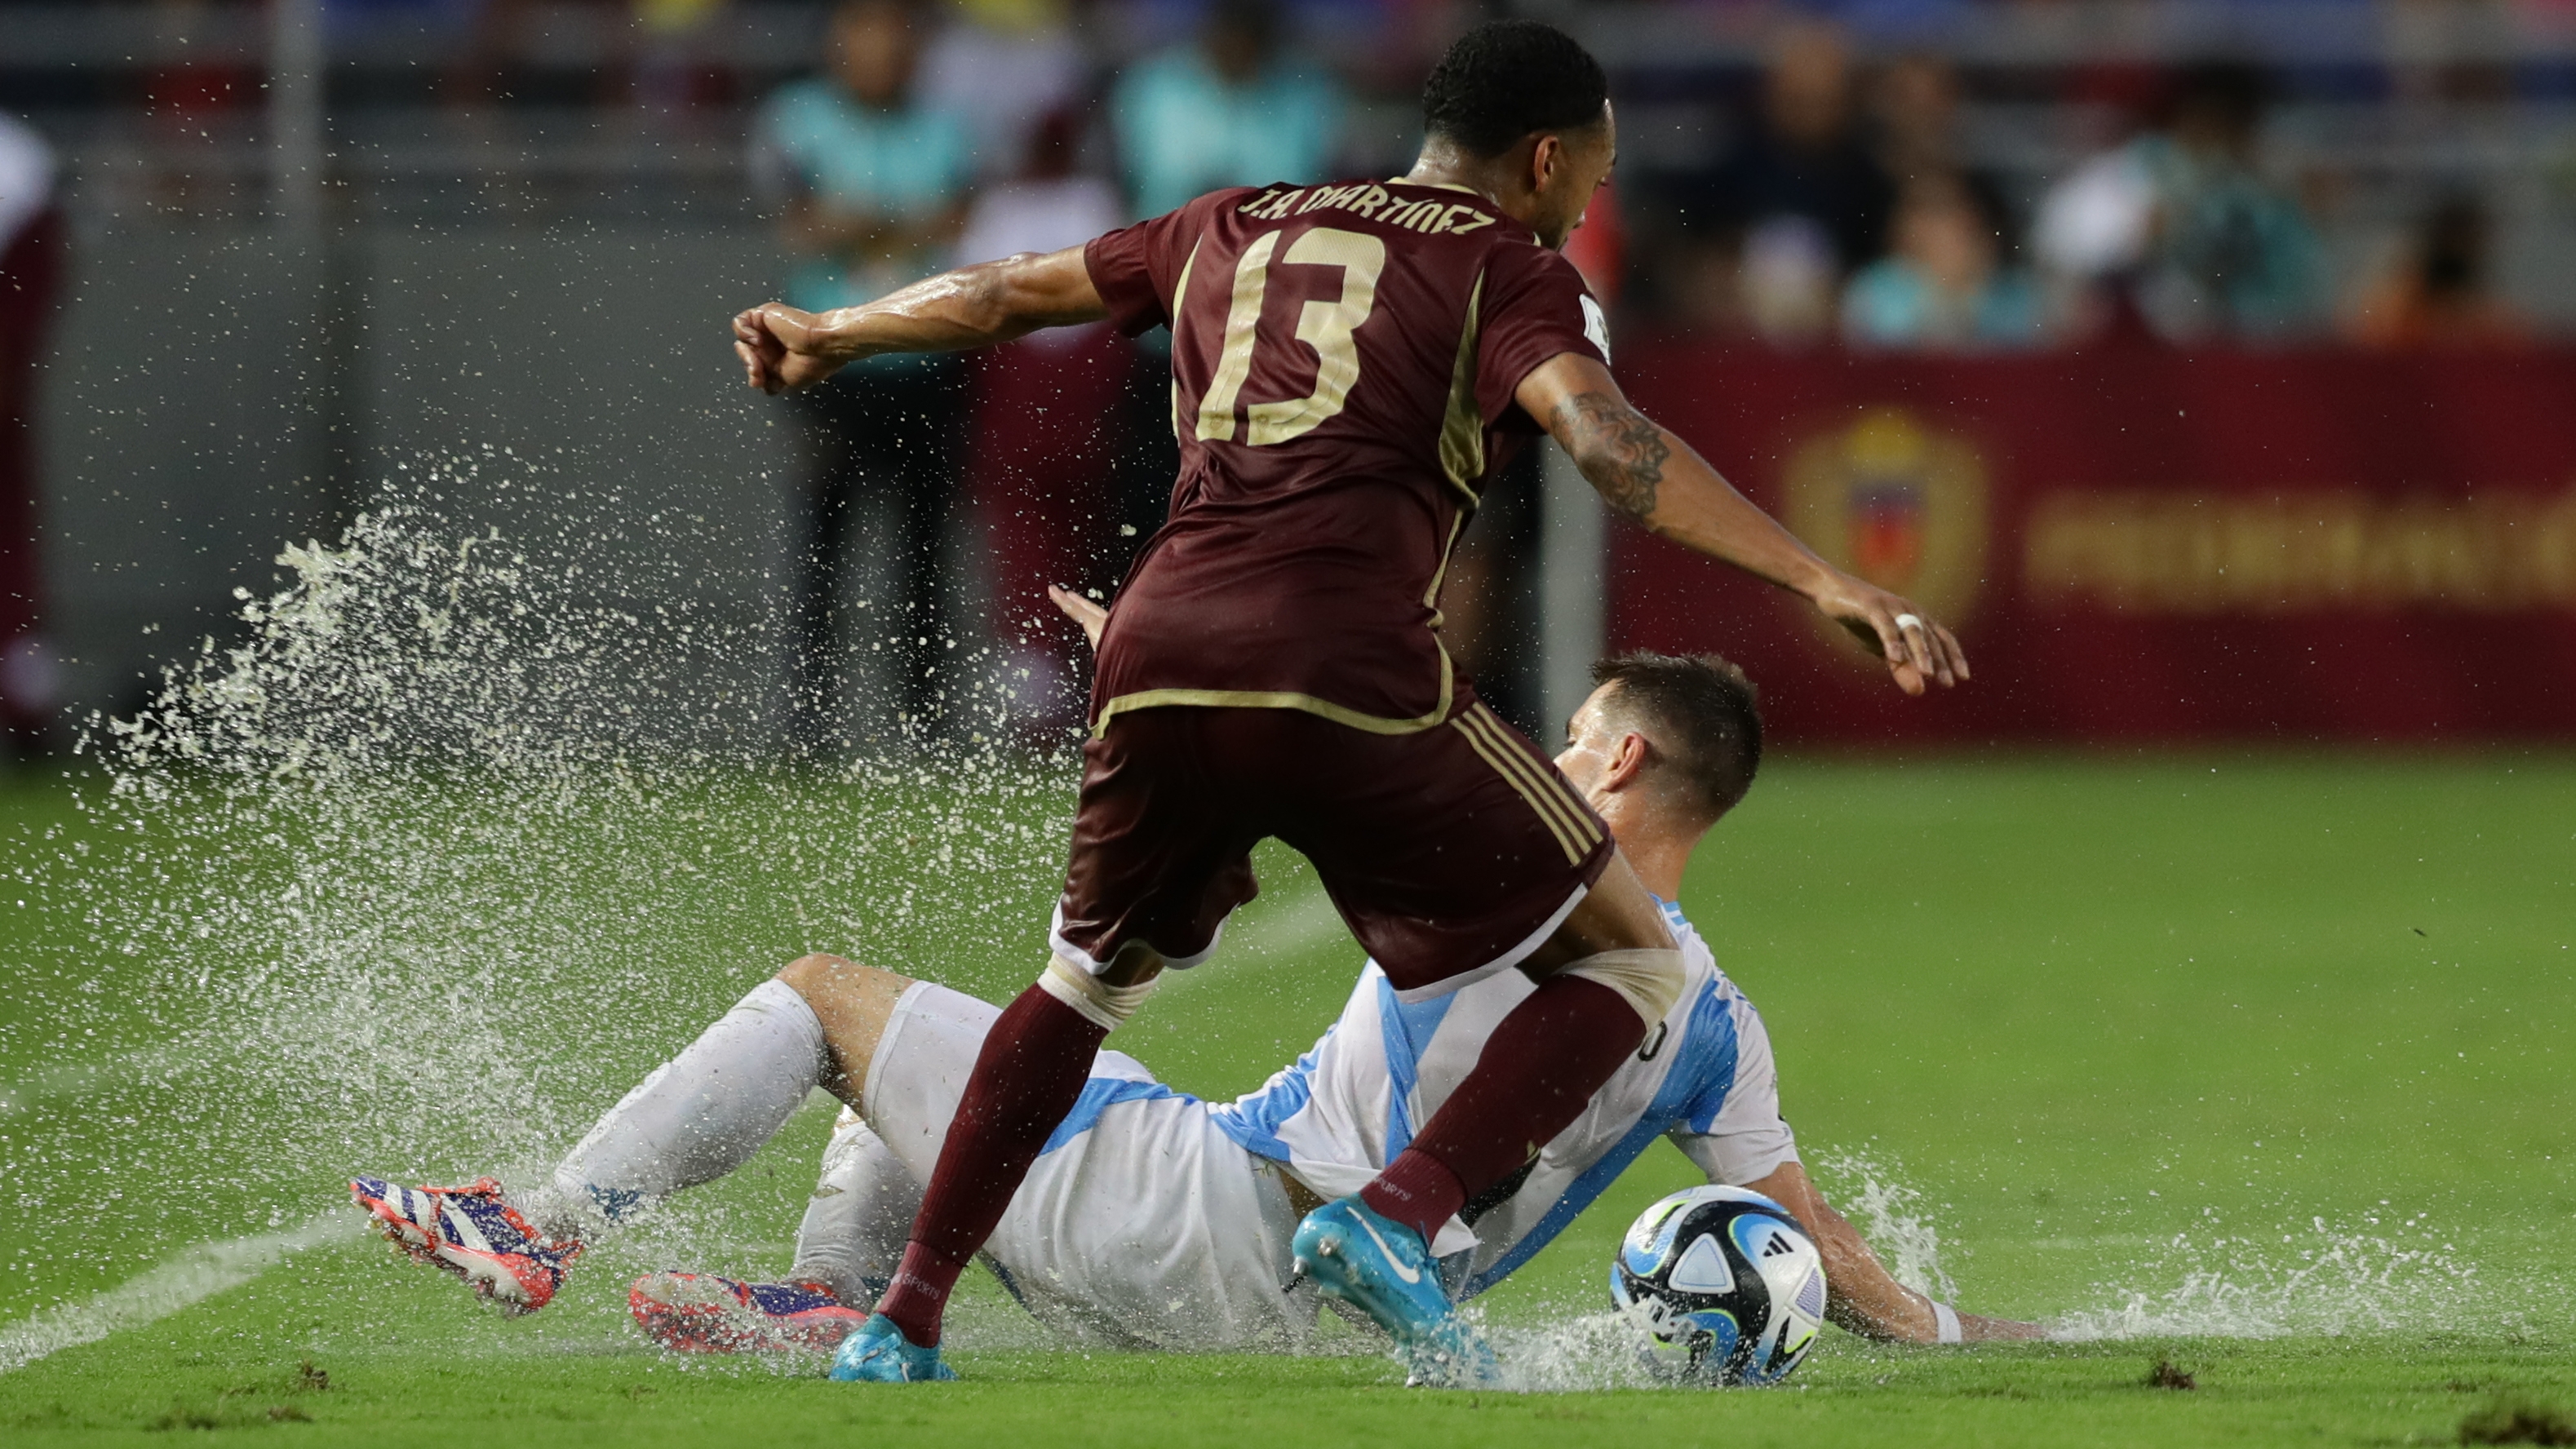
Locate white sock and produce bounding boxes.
[538,978,828,1237]
[787,1109,921,1305]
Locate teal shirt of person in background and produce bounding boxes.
[1111,0,1345,219]
[2130,132,2325,339]
[1840,175,2047,352]
[1842,259,2044,350]
[756,77,975,314]
[2029,63,2328,343]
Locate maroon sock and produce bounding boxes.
[874,1240,970,1347]
[1362,974,1647,1247]
[1359,1149,1465,1249]
[872,982,1106,1347]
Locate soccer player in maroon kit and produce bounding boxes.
[732,22,1967,1384]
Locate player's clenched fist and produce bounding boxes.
[732,304,844,395]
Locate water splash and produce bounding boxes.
[1810,1148,1957,1301]
[1,467,1079,1327]
[1486,1309,1673,1392]
[1806,1150,2498,1341]
[2053,1211,2485,1340]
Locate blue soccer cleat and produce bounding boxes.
[1292,1196,1499,1387]
[827,1314,957,1383]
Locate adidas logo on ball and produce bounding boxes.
[1611,1185,1829,1385]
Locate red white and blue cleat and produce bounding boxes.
[627,1272,869,1354]
[348,1175,583,1315]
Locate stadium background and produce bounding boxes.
[7,0,2576,749]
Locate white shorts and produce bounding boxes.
[846,982,1319,1352]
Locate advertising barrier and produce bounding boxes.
[1612,345,2576,745]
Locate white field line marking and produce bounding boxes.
[0,1211,358,1374]
[0,1045,211,1116]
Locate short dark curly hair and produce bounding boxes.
[1589,650,1763,820]
[1421,20,1609,159]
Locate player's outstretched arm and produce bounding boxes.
[1518,353,1969,697]
[1740,1161,2042,1343]
[732,246,1109,395]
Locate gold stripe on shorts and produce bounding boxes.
[1452,714,1581,863]
[1452,707,1601,866]
[1459,707,1603,853]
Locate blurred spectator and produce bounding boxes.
[1871,52,2016,250]
[757,0,973,311]
[1728,24,1893,269]
[2345,193,2526,348]
[754,0,978,744]
[2033,61,2327,343]
[1111,0,1346,219]
[1842,175,2044,350]
[1655,22,1895,344]
[953,111,1123,273]
[920,0,1084,183]
[1871,51,1957,183]
[955,108,1128,733]
[0,114,60,755]
[1738,216,1840,343]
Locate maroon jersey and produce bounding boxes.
[1082,179,1607,734]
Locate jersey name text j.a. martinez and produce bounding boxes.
[1234,184,1500,237]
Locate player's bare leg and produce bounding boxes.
[774,950,911,1088]
[1523,849,1681,968]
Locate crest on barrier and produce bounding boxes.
[1780,409,1989,652]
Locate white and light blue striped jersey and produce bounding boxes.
[1205,899,1797,1299]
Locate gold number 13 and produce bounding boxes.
[1195,227,1388,446]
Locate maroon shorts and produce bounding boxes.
[1049,688,1616,998]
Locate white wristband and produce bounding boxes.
[1931,1301,1962,1344]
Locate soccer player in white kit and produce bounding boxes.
[354,621,2034,1354]
[760,893,1803,1353]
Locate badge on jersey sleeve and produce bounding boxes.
[1580,295,1612,366]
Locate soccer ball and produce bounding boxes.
[1610,1185,1828,1385]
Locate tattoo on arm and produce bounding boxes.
[1552,391,1669,521]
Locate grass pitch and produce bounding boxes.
[2,753,2573,1446]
